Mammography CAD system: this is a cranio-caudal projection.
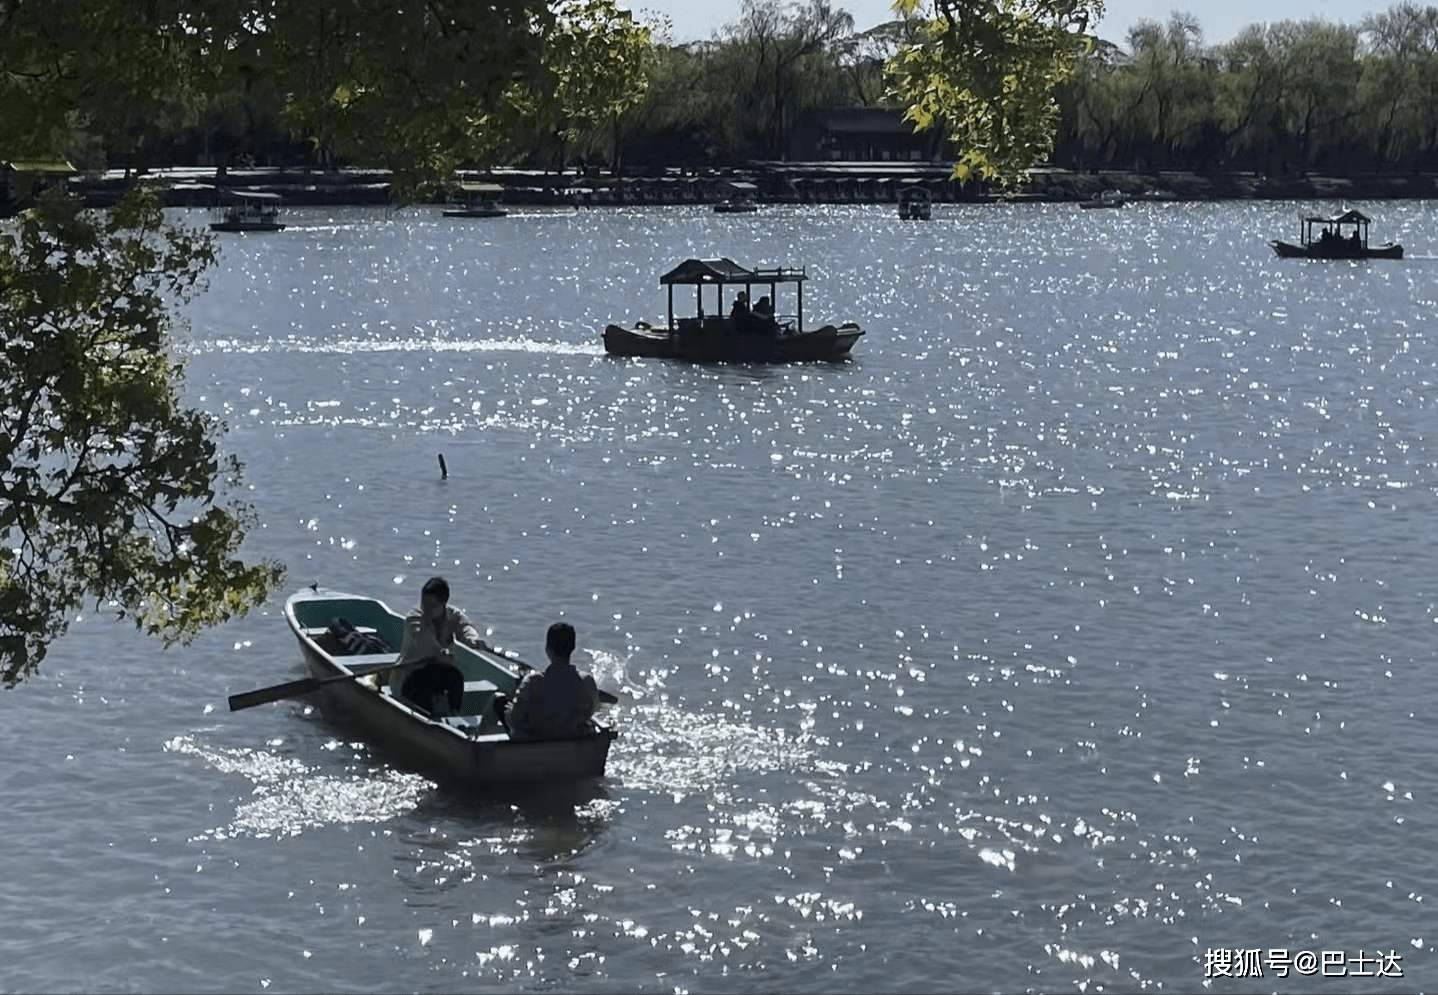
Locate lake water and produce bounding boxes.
[4,201,1437,994]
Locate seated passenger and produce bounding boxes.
[752,295,780,336]
[504,622,600,739]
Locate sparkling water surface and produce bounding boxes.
[4,201,1437,994]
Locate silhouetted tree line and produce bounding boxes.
[1057,4,1438,175]
[63,1,1438,178]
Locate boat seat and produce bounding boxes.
[444,680,505,734]
[341,652,400,674]
[303,624,379,638]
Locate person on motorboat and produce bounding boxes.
[731,291,774,337]
[501,622,600,739]
[752,295,781,336]
[386,575,490,716]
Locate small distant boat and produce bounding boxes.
[603,257,863,363]
[209,189,286,232]
[249,588,618,787]
[442,182,508,218]
[897,182,932,220]
[713,180,759,213]
[712,198,759,213]
[1269,208,1403,259]
[1078,190,1125,210]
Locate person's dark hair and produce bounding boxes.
[422,576,450,603]
[546,621,576,659]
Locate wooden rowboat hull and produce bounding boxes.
[282,589,616,787]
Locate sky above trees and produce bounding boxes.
[628,0,1403,47]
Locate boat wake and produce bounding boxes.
[194,335,605,356]
[606,703,818,797]
[165,733,431,840]
[583,647,640,702]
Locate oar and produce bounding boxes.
[228,660,405,712]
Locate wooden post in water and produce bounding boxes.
[438,453,448,479]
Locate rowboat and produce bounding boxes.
[1269,208,1403,259]
[271,588,617,786]
[603,257,864,363]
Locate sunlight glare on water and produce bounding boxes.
[6,202,1436,994]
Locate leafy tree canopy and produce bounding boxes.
[886,0,1105,186]
[0,0,650,686]
[0,188,284,686]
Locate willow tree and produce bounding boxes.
[717,0,856,161]
[1269,20,1362,169]
[1054,36,1128,168]
[0,0,647,687]
[1358,3,1438,167]
[1213,25,1293,173]
[1120,14,1215,169]
[886,0,1105,186]
[613,41,719,167]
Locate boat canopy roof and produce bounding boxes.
[222,188,282,201]
[1305,208,1370,225]
[660,258,807,286]
[457,181,505,194]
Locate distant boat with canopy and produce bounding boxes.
[1269,208,1402,259]
[209,189,286,232]
[442,182,508,217]
[603,257,863,363]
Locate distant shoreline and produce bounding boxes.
[67,164,1438,209]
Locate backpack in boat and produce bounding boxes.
[326,617,390,655]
